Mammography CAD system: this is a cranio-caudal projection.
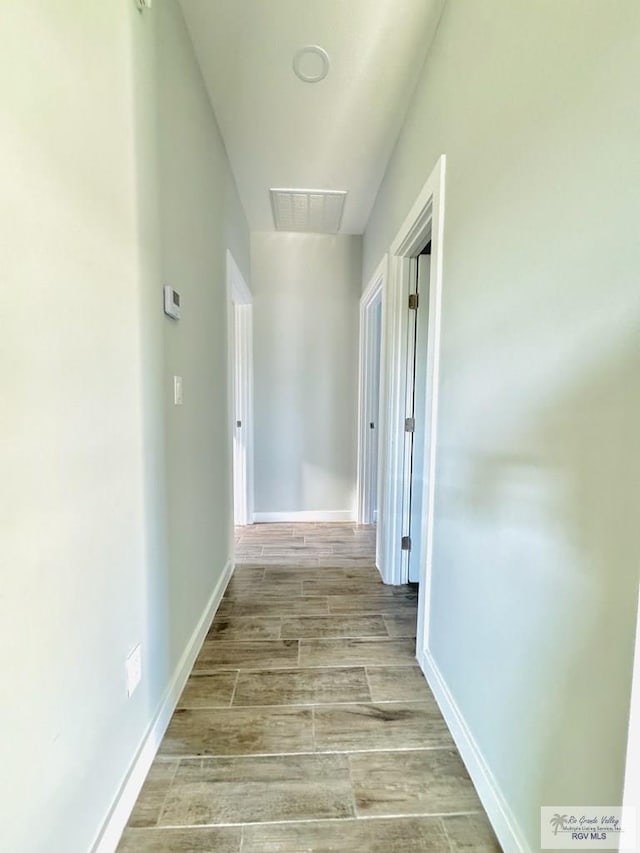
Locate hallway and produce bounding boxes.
[117,524,500,852]
[5,2,640,851]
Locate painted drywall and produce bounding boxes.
[364,1,640,849]
[0,2,249,851]
[179,0,445,234]
[251,233,361,517]
[157,0,249,663]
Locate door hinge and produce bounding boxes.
[401,535,412,551]
[404,417,415,433]
[408,293,419,310]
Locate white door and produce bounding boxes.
[231,306,243,524]
[227,250,254,527]
[401,254,431,583]
[367,297,383,524]
[231,302,253,526]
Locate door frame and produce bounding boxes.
[378,154,446,660]
[623,584,640,824]
[356,259,386,538]
[226,249,254,527]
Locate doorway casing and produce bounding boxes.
[623,584,640,823]
[376,154,446,620]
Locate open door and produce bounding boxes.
[365,296,383,525]
[401,252,431,583]
[377,155,445,588]
[408,254,431,582]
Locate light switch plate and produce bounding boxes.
[174,375,183,405]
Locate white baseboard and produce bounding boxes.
[91,558,234,853]
[418,649,532,853]
[252,510,355,523]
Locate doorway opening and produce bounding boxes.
[375,155,446,670]
[227,250,254,527]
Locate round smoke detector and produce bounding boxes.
[293,45,330,83]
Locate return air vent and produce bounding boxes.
[269,188,347,234]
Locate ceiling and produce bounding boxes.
[179,0,445,234]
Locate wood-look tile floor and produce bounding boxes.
[118,524,501,852]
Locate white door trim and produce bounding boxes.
[356,257,386,536]
[623,584,640,818]
[226,250,254,527]
[379,154,446,592]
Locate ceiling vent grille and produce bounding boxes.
[269,188,347,234]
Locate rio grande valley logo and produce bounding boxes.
[541,807,636,849]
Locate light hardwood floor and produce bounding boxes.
[117,523,501,852]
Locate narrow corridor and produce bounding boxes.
[117,524,500,851]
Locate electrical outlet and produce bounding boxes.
[174,375,183,406]
[126,644,142,698]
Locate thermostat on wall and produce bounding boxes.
[164,285,181,320]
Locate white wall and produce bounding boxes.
[364,1,640,849]
[251,233,361,519]
[0,2,249,851]
[157,0,250,661]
